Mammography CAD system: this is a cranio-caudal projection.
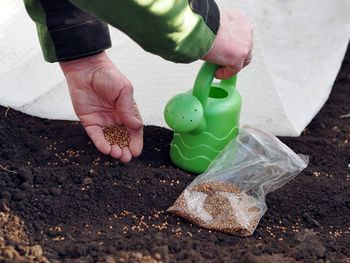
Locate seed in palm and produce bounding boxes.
[102,125,129,147]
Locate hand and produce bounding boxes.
[59,52,143,163]
[202,9,253,79]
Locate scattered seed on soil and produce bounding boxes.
[102,125,129,147]
[168,181,262,236]
[0,47,349,262]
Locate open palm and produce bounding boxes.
[61,53,143,162]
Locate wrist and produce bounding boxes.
[59,51,111,76]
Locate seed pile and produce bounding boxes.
[168,181,262,236]
[102,125,129,147]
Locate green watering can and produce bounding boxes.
[164,62,242,173]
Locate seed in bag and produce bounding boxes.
[102,125,129,147]
[168,181,262,236]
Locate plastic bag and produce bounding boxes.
[168,126,309,236]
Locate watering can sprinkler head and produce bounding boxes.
[164,93,205,133]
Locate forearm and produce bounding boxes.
[23,0,111,62]
[69,0,220,63]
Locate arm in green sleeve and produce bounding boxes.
[23,0,111,62]
[69,0,220,63]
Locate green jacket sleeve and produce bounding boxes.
[24,0,220,64]
[70,0,220,63]
[23,0,112,62]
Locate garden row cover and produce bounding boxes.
[0,0,349,136]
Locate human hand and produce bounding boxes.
[202,9,253,79]
[59,52,143,163]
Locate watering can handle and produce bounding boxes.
[192,62,237,109]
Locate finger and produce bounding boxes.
[119,147,132,163]
[116,88,143,130]
[85,125,111,155]
[110,144,122,159]
[128,127,144,157]
[243,41,253,67]
[243,55,252,67]
[215,65,240,79]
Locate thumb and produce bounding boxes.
[121,104,143,130]
[116,87,143,130]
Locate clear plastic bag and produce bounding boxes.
[168,126,309,236]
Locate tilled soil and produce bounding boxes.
[0,45,349,263]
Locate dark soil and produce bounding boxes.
[0,44,349,263]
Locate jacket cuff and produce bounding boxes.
[189,0,220,34]
[171,0,220,63]
[43,20,111,62]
